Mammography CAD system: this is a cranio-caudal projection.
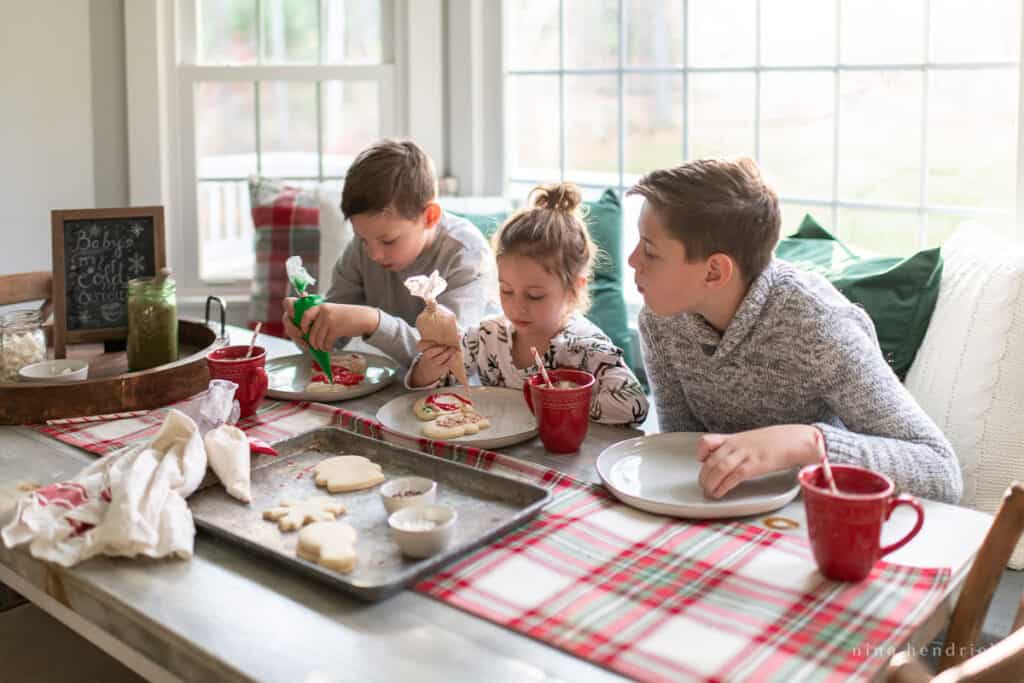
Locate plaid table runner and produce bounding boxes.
[32,401,951,683]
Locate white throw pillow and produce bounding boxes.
[904,222,1024,568]
[317,184,353,296]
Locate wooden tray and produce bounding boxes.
[0,319,224,425]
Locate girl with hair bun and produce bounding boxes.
[408,182,648,426]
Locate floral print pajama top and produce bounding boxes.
[406,313,649,427]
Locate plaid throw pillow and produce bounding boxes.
[248,177,321,337]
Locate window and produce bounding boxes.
[502,0,1022,306]
[178,0,395,285]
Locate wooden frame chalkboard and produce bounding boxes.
[51,206,166,358]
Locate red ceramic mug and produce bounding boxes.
[522,369,596,454]
[206,345,269,419]
[799,464,924,582]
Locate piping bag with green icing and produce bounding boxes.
[286,256,333,384]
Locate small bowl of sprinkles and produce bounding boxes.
[379,476,437,515]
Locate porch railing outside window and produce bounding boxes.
[180,0,392,283]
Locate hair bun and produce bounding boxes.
[530,182,582,213]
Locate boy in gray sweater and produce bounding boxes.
[628,158,962,504]
[283,140,493,365]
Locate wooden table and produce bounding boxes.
[0,327,994,683]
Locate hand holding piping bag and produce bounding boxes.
[405,271,470,391]
[285,256,334,384]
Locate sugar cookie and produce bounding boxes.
[313,455,385,493]
[412,392,474,421]
[331,352,368,374]
[422,411,491,440]
[262,498,347,531]
[297,521,358,573]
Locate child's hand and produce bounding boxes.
[696,425,821,499]
[281,298,307,349]
[409,341,456,388]
[299,303,381,352]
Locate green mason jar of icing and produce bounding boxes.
[127,273,178,371]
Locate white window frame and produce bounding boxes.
[125,0,443,301]
[459,0,1024,306]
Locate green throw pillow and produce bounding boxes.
[775,214,943,379]
[451,189,637,372]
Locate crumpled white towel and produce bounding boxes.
[2,409,208,567]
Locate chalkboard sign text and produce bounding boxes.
[51,206,166,358]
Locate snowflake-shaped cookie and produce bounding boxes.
[262,497,347,531]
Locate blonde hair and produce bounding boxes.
[492,182,596,311]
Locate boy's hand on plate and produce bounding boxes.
[696,425,820,499]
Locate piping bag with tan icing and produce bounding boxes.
[405,270,470,390]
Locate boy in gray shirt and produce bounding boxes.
[628,158,962,504]
[283,140,493,365]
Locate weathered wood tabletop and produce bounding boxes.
[0,327,993,683]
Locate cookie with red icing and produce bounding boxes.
[421,410,491,440]
[413,392,473,421]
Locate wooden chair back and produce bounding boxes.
[886,482,1024,682]
[0,271,53,322]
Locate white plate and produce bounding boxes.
[596,432,800,519]
[376,387,538,450]
[265,352,398,402]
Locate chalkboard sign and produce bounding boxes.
[51,206,166,358]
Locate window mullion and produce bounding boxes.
[316,0,324,182]
[754,0,762,168]
[316,81,323,182]
[617,0,625,195]
[256,0,263,65]
[1018,0,1024,236]
[682,0,689,161]
[559,0,566,180]
[254,81,262,176]
[832,0,841,236]
[919,0,931,248]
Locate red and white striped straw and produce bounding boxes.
[816,430,839,495]
[46,410,150,426]
[530,346,554,388]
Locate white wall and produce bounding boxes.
[0,0,128,278]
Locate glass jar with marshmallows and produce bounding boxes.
[0,310,46,382]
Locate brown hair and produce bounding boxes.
[627,157,781,282]
[493,182,596,311]
[341,139,438,220]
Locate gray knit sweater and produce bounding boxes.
[325,212,495,365]
[639,259,962,504]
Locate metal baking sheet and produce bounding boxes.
[189,427,551,601]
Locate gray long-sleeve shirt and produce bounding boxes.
[639,259,962,504]
[325,212,496,365]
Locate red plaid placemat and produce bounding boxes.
[34,400,344,456]
[33,402,951,683]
